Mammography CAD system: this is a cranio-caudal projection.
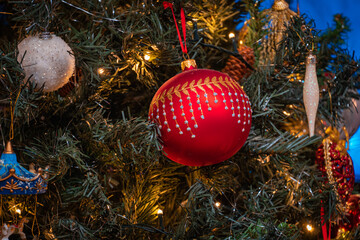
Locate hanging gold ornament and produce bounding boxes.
[261,0,297,62]
[238,20,249,41]
[303,53,319,137]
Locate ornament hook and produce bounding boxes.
[39,32,52,40]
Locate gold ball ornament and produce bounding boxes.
[17,33,75,92]
[260,0,297,62]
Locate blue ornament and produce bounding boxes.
[348,126,360,183]
[347,89,360,183]
[0,142,47,195]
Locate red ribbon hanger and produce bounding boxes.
[163,1,188,57]
[321,201,331,240]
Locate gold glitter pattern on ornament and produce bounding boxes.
[180,97,195,137]
[190,86,205,120]
[150,76,243,111]
[323,139,346,212]
[193,79,212,111]
[168,95,183,134]
[149,76,251,138]
[217,76,230,111]
[303,53,319,137]
[17,34,75,92]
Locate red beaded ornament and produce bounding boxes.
[149,60,252,166]
[316,140,354,204]
[331,195,360,238]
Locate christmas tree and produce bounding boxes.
[0,0,359,239]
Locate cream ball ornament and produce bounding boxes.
[17,33,75,92]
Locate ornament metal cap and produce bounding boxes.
[39,32,52,40]
[4,141,13,154]
[272,0,289,11]
[306,53,316,64]
[181,59,197,71]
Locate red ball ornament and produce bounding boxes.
[149,60,252,166]
[332,195,360,238]
[315,140,355,204]
[341,195,360,231]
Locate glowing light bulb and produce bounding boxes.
[144,54,151,61]
[229,32,235,39]
[98,68,105,75]
[15,208,21,214]
[215,202,221,208]
[306,224,313,232]
[239,40,244,45]
[282,111,291,116]
[157,209,163,215]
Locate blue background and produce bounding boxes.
[237,0,360,58]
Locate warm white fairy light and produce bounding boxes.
[157,209,163,215]
[98,67,105,75]
[215,202,221,208]
[239,40,244,45]
[229,32,235,39]
[144,54,151,61]
[306,224,313,232]
[15,208,21,214]
[283,111,291,116]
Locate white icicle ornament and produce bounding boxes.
[303,53,319,137]
[17,33,75,92]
